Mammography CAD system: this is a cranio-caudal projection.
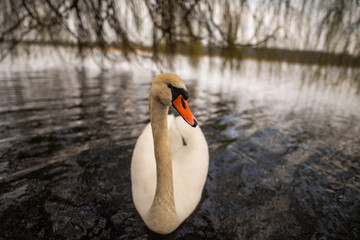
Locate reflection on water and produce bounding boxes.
[0,58,359,239]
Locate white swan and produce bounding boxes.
[131,73,209,234]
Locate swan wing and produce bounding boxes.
[131,115,209,223]
[172,116,209,221]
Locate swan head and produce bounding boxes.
[151,73,197,127]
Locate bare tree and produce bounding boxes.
[0,0,359,63]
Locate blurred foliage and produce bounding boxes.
[0,0,359,65]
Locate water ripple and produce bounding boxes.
[0,60,359,239]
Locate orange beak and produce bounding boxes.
[172,95,198,127]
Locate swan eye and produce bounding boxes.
[169,85,189,101]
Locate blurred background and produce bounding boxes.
[0,1,359,239]
[1,0,359,66]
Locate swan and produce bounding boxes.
[131,73,209,234]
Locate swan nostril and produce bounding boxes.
[181,97,186,109]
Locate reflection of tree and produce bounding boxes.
[0,0,359,63]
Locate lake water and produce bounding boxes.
[0,56,359,239]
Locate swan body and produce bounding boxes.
[131,73,209,234]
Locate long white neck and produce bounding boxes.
[144,96,178,234]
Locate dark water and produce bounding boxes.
[0,58,359,239]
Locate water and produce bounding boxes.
[0,57,359,239]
